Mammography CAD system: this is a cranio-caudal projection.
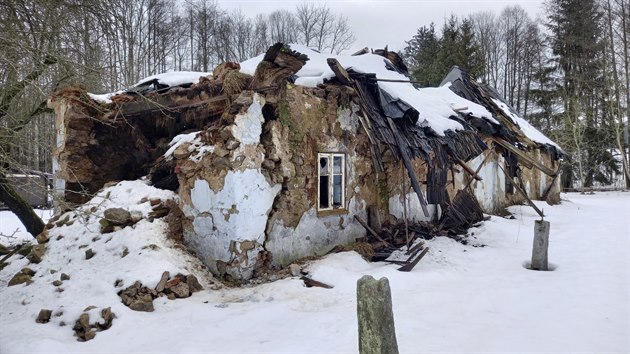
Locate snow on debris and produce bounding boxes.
[0,180,217,351]
[87,71,212,104]
[87,91,124,104]
[240,44,494,136]
[132,71,213,88]
[491,98,562,149]
[163,131,214,163]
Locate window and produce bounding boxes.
[318,153,345,211]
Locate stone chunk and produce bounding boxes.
[169,282,190,298]
[52,280,63,287]
[128,294,154,312]
[85,249,95,260]
[289,264,302,277]
[173,143,192,159]
[99,218,114,234]
[36,309,52,324]
[27,244,46,264]
[36,231,49,244]
[186,274,203,293]
[155,271,170,292]
[73,313,95,341]
[8,272,32,286]
[21,267,36,276]
[96,307,115,330]
[60,273,70,281]
[103,208,131,226]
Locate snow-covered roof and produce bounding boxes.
[441,66,563,153]
[240,44,494,136]
[491,98,561,149]
[88,71,213,104]
[132,71,213,88]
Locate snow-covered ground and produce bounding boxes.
[1,190,629,353]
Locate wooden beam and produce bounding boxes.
[398,247,429,272]
[455,158,483,181]
[386,117,431,217]
[354,215,392,247]
[493,138,557,177]
[118,94,229,117]
[327,58,352,85]
[495,154,544,218]
[463,152,492,191]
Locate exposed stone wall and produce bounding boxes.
[176,93,279,281]
[264,85,374,267]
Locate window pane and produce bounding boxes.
[333,175,342,207]
[319,157,329,176]
[333,156,342,174]
[319,176,330,209]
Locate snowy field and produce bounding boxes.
[0,190,629,353]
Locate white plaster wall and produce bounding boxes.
[539,170,547,198]
[183,170,281,279]
[231,94,264,145]
[469,153,501,211]
[388,193,440,222]
[266,197,367,267]
[180,93,281,280]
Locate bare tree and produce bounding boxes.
[295,2,318,47]
[329,15,356,54]
[268,10,298,44]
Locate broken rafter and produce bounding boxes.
[327,58,430,217]
[462,151,493,191]
[493,137,557,177]
[386,117,431,217]
[354,215,392,247]
[397,247,429,272]
[494,152,544,218]
[116,94,229,117]
[455,158,482,181]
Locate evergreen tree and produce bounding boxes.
[403,23,441,86]
[404,16,485,87]
[546,0,610,188]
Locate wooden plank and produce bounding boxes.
[463,151,492,191]
[300,276,333,289]
[386,117,430,217]
[397,247,429,272]
[354,215,392,247]
[455,158,482,181]
[493,138,557,177]
[326,58,352,85]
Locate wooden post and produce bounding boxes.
[357,275,399,354]
[531,220,550,270]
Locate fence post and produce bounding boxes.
[531,220,550,270]
[357,275,399,354]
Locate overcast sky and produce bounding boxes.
[217,0,547,53]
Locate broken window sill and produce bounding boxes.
[316,208,349,217]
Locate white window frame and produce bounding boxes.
[317,153,346,212]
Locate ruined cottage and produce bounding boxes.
[49,43,566,281]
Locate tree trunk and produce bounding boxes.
[0,171,44,237]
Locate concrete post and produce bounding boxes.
[531,220,550,270]
[357,275,399,354]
